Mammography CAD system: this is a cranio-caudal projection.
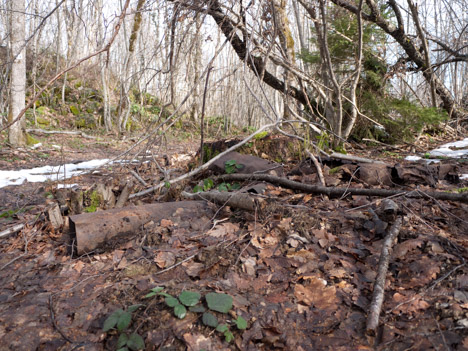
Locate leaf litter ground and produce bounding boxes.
[0,134,467,350]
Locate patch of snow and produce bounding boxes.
[30,143,42,150]
[0,158,110,189]
[429,137,468,158]
[461,174,468,180]
[405,155,422,161]
[56,183,79,189]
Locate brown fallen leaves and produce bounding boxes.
[1,147,467,350]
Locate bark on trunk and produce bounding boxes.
[8,0,27,146]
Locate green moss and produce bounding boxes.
[329,167,341,174]
[202,144,220,163]
[254,131,268,140]
[26,133,40,146]
[70,105,80,116]
[84,190,102,213]
[36,116,50,126]
[75,114,96,129]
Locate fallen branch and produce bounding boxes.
[305,149,326,186]
[182,190,264,211]
[366,216,403,335]
[0,223,25,239]
[329,152,387,165]
[219,174,468,203]
[26,128,96,139]
[129,170,148,187]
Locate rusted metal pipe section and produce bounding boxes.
[69,201,210,254]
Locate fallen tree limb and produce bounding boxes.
[219,174,468,203]
[329,152,387,165]
[367,216,403,335]
[182,190,264,211]
[0,223,25,239]
[26,128,96,139]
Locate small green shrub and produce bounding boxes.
[103,304,145,351]
[225,160,243,174]
[145,287,248,343]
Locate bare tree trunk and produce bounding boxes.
[273,0,296,120]
[96,0,112,130]
[119,0,147,133]
[343,0,363,139]
[8,0,27,146]
[407,0,437,108]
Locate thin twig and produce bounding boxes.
[129,170,148,187]
[49,294,75,344]
[305,149,325,186]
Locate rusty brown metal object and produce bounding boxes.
[69,201,211,254]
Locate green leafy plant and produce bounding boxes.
[225,160,243,174]
[193,178,215,193]
[218,182,240,192]
[145,287,247,343]
[103,304,145,351]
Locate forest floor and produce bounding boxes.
[0,130,467,351]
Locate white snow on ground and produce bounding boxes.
[405,137,468,180]
[405,155,422,161]
[0,159,110,189]
[429,137,468,158]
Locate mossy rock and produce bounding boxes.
[36,116,50,126]
[75,114,96,129]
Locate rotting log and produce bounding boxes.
[219,174,468,203]
[69,201,211,254]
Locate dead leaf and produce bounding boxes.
[242,257,257,276]
[182,262,204,277]
[160,219,173,228]
[183,333,214,351]
[154,251,176,269]
[392,292,430,315]
[207,222,239,238]
[117,257,128,270]
[74,260,85,273]
[294,277,339,311]
[393,239,424,258]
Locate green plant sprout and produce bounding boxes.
[102,304,145,351]
[193,178,214,193]
[145,287,248,343]
[225,160,243,174]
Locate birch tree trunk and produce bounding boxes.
[8,0,27,146]
[118,0,146,133]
